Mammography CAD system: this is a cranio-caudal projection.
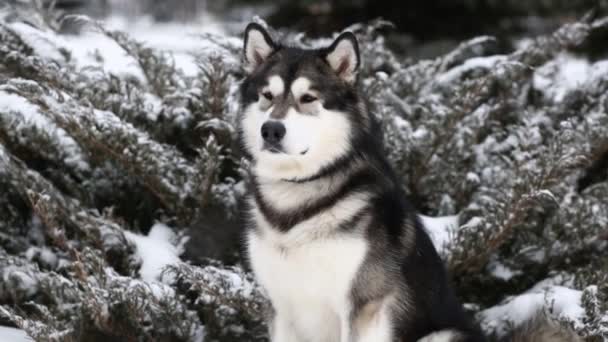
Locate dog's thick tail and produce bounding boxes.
[502,313,582,342]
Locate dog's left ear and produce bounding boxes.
[324,32,360,83]
[243,23,277,73]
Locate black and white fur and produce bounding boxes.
[238,23,577,342]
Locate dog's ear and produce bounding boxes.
[243,23,277,73]
[324,32,360,83]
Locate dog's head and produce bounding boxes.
[239,23,370,182]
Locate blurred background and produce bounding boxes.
[51,0,608,59]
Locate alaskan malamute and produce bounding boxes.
[238,22,579,342]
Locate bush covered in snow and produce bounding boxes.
[0,1,607,341]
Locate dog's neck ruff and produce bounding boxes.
[278,152,358,184]
[251,157,375,232]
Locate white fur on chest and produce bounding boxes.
[247,200,369,341]
[249,231,367,341]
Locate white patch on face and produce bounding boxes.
[242,76,352,181]
[282,107,317,153]
[290,77,311,99]
[241,102,268,159]
[255,107,351,181]
[267,75,285,96]
[291,77,321,116]
[241,75,283,157]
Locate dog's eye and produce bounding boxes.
[300,94,317,104]
[262,91,273,101]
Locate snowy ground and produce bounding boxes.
[480,284,588,337]
[0,326,30,342]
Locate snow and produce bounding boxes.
[8,13,231,81]
[193,265,259,303]
[0,92,46,127]
[98,15,233,76]
[5,21,144,81]
[436,55,506,84]
[25,246,58,269]
[520,246,547,263]
[8,22,67,62]
[63,31,147,81]
[419,214,459,253]
[479,285,587,336]
[104,15,224,52]
[533,53,592,102]
[465,172,480,184]
[0,90,90,172]
[487,260,522,281]
[589,59,608,85]
[0,326,30,342]
[528,273,574,291]
[412,126,429,140]
[1,266,38,298]
[124,223,181,282]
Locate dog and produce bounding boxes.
[238,22,580,342]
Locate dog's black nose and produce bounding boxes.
[261,121,286,144]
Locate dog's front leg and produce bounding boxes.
[340,306,353,342]
[352,299,393,342]
[269,311,299,342]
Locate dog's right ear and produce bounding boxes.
[243,23,276,73]
[323,31,360,84]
